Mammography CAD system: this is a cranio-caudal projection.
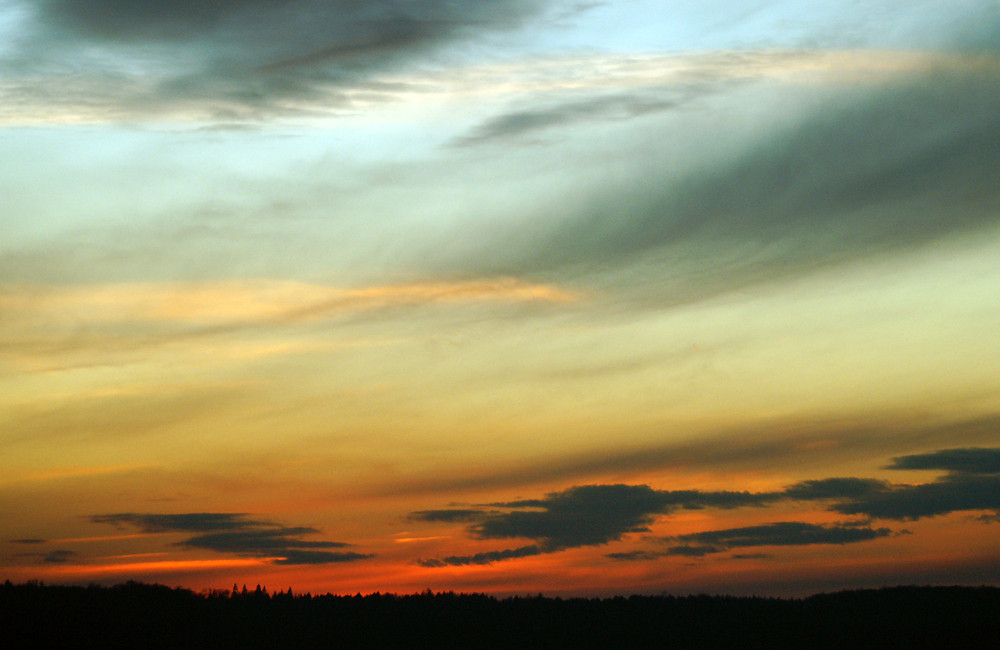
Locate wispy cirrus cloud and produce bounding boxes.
[0,278,578,370]
[447,64,1000,307]
[3,278,578,325]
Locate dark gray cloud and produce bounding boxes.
[453,91,682,146]
[885,447,1000,475]
[476,484,776,550]
[668,521,893,552]
[412,483,778,566]
[178,529,350,553]
[16,548,77,563]
[417,545,542,567]
[608,522,893,560]
[408,509,495,523]
[274,550,374,565]
[11,0,549,118]
[829,475,1000,521]
[785,449,1000,521]
[660,544,722,557]
[92,512,373,565]
[784,478,892,501]
[414,447,1000,566]
[91,513,264,533]
[43,549,77,563]
[605,549,669,561]
[10,539,46,544]
[43,0,540,46]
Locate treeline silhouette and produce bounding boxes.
[2,580,998,648]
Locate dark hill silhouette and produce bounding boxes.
[2,580,997,649]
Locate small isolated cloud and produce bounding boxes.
[92,512,372,565]
[604,550,665,561]
[453,91,680,146]
[273,550,373,565]
[408,509,494,523]
[661,544,723,557]
[417,545,542,567]
[43,550,76,563]
[10,538,47,544]
[16,548,78,563]
[91,513,263,533]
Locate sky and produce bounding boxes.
[2,0,999,597]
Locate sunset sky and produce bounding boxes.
[2,0,999,597]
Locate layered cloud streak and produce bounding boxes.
[92,513,373,565]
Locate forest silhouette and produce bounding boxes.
[2,580,998,648]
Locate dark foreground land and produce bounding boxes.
[3,581,998,649]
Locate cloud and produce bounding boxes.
[604,550,669,561]
[828,475,1000,521]
[885,447,1000,475]
[3,279,577,326]
[453,91,680,146]
[377,413,1000,498]
[660,544,723,557]
[14,547,78,563]
[10,538,46,544]
[479,484,776,549]
[413,483,778,566]
[417,545,542,567]
[273,550,374,565]
[449,50,947,147]
[92,512,373,565]
[43,550,77,563]
[667,521,894,553]
[178,529,349,553]
[91,513,264,533]
[608,522,893,560]
[0,278,578,368]
[784,478,892,501]
[408,509,494,523]
[414,447,1000,566]
[444,60,1000,308]
[8,0,549,119]
[785,449,1000,521]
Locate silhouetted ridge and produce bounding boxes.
[2,581,998,649]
